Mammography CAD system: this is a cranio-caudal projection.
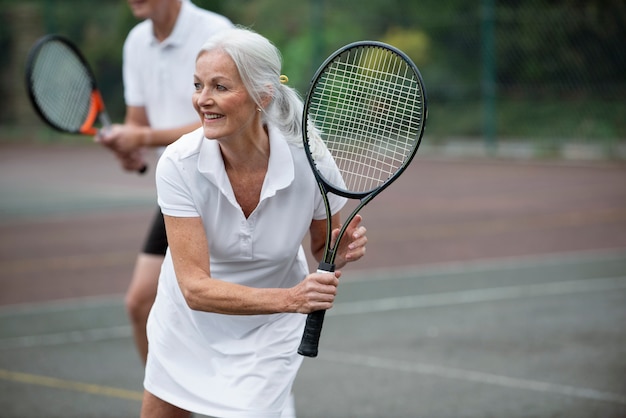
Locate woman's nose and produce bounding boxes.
[197,89,214,106]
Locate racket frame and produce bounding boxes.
[25,34,146,174]
[25,34,111,136]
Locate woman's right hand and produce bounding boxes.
[288,270,341,314]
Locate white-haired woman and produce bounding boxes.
[141,27,368,418]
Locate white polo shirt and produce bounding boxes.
[123,1,232,130]
[145,126,346,417]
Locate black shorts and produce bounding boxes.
[142,207,168,256]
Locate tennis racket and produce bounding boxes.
[298,41,427,357]
[25,34,146,173]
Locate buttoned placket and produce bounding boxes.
[239,214,256,259]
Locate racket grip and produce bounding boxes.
[298,262,335,357]
[298,310,326,357]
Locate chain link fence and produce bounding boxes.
[1,0,624,158]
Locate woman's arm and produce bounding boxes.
[165,215,340,315]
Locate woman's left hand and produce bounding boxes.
[332,214,367,268]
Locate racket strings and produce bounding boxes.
[29,41,95,131]
[307,46,425,194]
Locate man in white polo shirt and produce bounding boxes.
[96,0,232,364]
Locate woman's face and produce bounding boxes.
[193,50,260,142]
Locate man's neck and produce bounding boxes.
[152,0,182,42]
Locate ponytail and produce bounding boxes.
[265,82,303,145]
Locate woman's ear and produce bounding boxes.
[259,85,274,110]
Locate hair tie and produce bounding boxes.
[279,74,289,84]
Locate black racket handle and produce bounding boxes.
[298,309,326,357]
[298,262,335,357]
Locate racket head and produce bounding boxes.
[302,41,427,199]
[25,34,106,136]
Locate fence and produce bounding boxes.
[1,0,624,158]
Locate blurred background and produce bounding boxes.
[1,0,625,157]
[1,2,626,417]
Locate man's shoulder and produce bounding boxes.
[124,19,152,48]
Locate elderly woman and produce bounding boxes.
[141,27,368,418]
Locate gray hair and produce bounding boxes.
[198,26,304,144]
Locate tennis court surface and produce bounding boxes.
[1,144,625,417]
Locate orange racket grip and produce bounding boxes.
[79,90,106,135]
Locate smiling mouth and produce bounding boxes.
[204,113,223,121]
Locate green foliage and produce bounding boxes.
[381,27,430,67]
[497,0,626,91]
[1,0,624,149]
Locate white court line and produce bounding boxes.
[0,294,124,318]
[343,247,626,283]
[329,276,626,316]
[1,250,623,409]
[0,325,131,350]
[1,276,624,350]
[322,350,626,405]
[2,247,624,318]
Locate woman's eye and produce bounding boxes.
[193,82,202,90]
[216,84,227,91]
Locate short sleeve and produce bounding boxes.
[156,153,199,218]
[312,150,348,220]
